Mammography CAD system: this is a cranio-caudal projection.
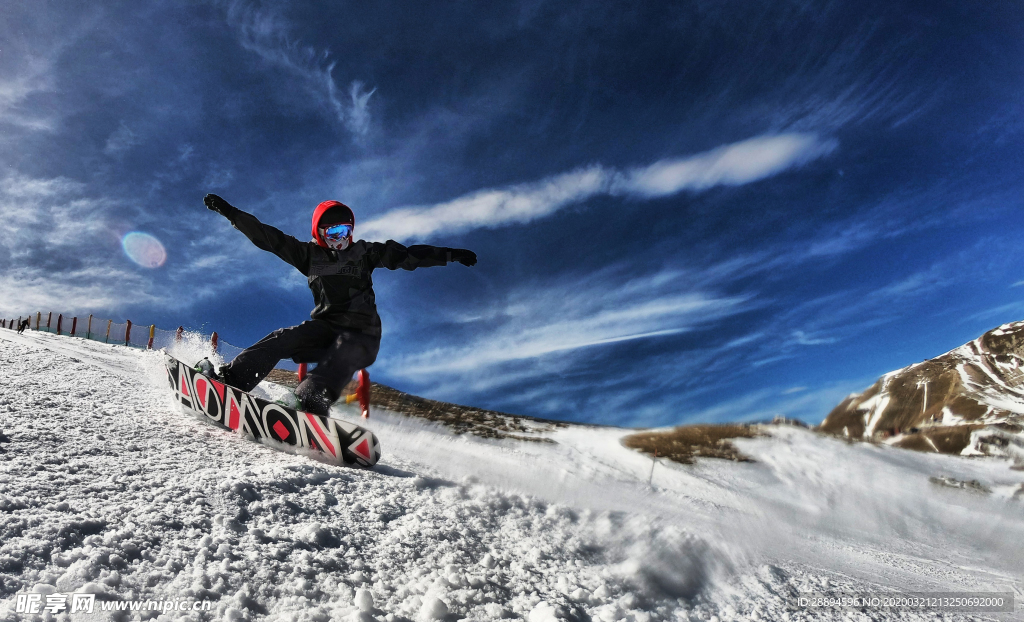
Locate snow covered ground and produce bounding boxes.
[1,330,1022,621]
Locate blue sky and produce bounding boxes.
[2,0,1023,427]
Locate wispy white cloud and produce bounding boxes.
[343,81,376,137]
[103,121,140,157]
[968,301,1024,323]
[0,174,161,316]
[360,133,836,240]
[225,0,375,138]
[804,222,885,257]
[0,5,103,136]
[723,332,765,349]
[374,203,925,414]
[0,269,157,317]
[203,166,235,189]
[736,236,1024,378]
[396,295,734,376]
[363,165,608,240]
[0,54,59,133]
[376,194,979,421]
[0,175,84,201]
[0,171,282,318]
[610,134,837,198]
[382,265,753,388]
[790,330,837,346]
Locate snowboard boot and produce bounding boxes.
[194,358,235,387]
[295,384,334,417]
[194,358,218,379]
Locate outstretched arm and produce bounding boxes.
[371,240,477,271]
[204,194,312,274]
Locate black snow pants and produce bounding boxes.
[222,320,379,403]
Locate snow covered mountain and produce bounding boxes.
[1,329,1023,621]
[820,320,1024,460]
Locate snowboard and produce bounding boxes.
[163,352,381,467]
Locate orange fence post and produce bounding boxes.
[344,370,370,417]
[357,369,371,419]
[23,310,244,358]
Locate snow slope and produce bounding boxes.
[1,330,1023,621]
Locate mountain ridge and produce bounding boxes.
[819,320,1024,460]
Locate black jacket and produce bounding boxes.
[224,206,457,337]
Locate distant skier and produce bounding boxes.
[200,194,477,415]
[17,319,29,334]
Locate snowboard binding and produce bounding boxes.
[297,364,371,419]
[193,357,219,379]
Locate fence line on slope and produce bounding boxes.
[0,311,244,362]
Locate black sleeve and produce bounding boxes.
[221,206,312,275]
[370,240,452,271]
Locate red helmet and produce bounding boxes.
[311,200,354,248]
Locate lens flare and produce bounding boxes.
[122,232,167,268]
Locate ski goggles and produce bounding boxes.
[322,223,353,241]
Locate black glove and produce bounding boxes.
[450,249,477,267]
[204,194,235,216]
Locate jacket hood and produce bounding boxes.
[311,200,354,247]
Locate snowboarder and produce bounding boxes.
[17,319,29,334]
[200,194,477,416]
